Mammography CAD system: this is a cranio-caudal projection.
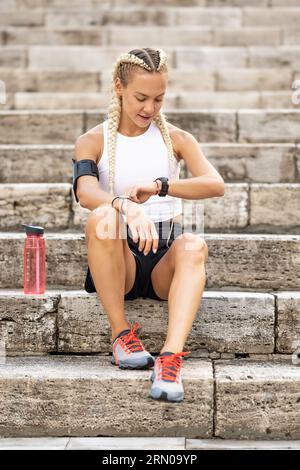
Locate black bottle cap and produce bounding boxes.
[21,224,44,235]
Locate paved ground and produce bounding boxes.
[0,437,299,450]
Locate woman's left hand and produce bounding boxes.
[126,181,158,204]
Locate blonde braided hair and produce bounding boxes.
[106,48,178,196]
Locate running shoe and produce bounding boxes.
[111,321,155,369]
[150,351,190,402]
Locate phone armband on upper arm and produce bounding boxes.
[72,158,99,203]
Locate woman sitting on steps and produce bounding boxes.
[73,47,225,403]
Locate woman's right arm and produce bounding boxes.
[74,133,136,216]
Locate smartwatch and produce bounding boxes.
[154,177,169,197]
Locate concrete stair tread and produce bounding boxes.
[0,288,299,356]
[0,67,295,93]
[1,109,300,145]
[1,142,296,186]
[0,0,298,9]
[0,25,289,48]
[4,91,296,110]
[2,45,300,72]
[0,355,299,438]
[0,181,299,233]
[0,436,300,450]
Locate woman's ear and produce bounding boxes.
[115,78,122,97]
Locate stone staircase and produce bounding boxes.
[0,0,299,441]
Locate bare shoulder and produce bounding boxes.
[75,123,104,166]
[167,122,189,162]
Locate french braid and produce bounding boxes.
[106,48,178,197]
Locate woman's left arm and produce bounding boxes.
[168,130,225,200]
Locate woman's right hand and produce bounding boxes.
[125,201,159,255]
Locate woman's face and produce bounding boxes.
[115,70,168,128]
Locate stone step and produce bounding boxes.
[1,45,300,70]
[1,436,300,450]
[0,182,299,233]
[1,25,292,47]
[0,67,295,92]
[0,355,299,438]
[3,91,297,110]
[0,0,298,10]
[1,6,300,28]
[0,143,299,184]
[1,110,300,144]
[0,289,299,356]
[0,232,299,289]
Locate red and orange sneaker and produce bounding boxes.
[111,321,154,370]
[150,351,190,402]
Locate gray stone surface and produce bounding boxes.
[1,143,297,185]
[216,68,292,92]
[1,436,300,449]
[0,183,71,230]
[0,290,59,354]
[57,291,275,354]
[46,9,174,28]
[177,91,260,109]
[248,46,300,69]
[204,234,300,290]
[0,180,297,232]
[4,110,300,145]
[0,69,100,93]
[0,437,69,449]
[0,233,299,289]
[9,90,294,112]
[215,360,300,439]
[214,27,280,47]
[176,46,246,68]
[4,27,106,46]
[12,91,177,111]
[0,46,27,68]
[250,184,300,228]
[243,7,300,27]
[295,145,300,178]
[175,9,241,27]
[186,439,300,449]
[276,292,300,354]
[201,144,297,183]
[0,356,213,437]
[67,437,185,450]
[0,11,44,26]
[0,145,73,184]
[238,110,300,143]
[203,183,248,230]
[0,111,84,144]
[28,46,173,71]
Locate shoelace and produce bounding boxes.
[157,351,190,383]
[119,321,145,353]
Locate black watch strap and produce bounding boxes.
[154,177,169,197]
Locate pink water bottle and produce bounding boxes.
[22,224,46,294]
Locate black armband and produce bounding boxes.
[72,158,99,203]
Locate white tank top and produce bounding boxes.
[98,119,182,223]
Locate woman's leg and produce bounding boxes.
[151,233,208,353]
[85,204,136,341]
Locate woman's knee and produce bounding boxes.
[173,233,208,263]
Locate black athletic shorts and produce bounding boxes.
[84,220,183,301]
